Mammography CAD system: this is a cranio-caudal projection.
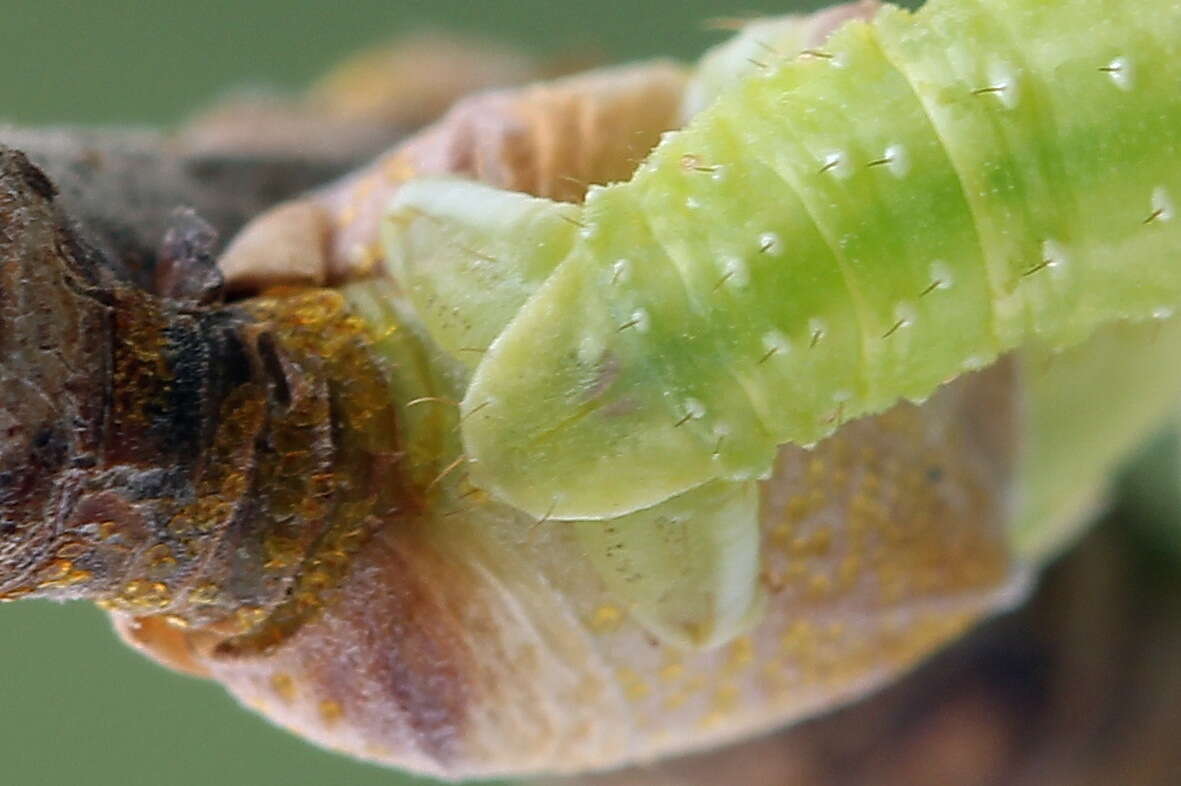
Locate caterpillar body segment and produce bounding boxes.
[735,24,1001,405]
[454,0,1181,521]
[874,0,1181,347]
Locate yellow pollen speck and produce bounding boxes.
[189,582,220,605]
[221,471,248,498]
[589,604,624,632]
[660,662,685,683]
[120,579,172,609]
[712,682,739,714]
[616,668,650,701]
[727,636,754,670]
[319,699,344,725]
[271,673,297,703]
[37,558,92,590]
[41,559,72,580]
[234,605,267,631]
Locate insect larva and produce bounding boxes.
[383,0,1181,647]
[441,0,1181,522]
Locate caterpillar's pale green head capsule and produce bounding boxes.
[384,177,580,365]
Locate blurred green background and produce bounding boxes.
[0,0,836,127]
[0,2,844,786]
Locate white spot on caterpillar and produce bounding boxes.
[711,166,728,182]
[685,196,702,210]
[976,63,1019,109]
[611,258,632,285]
[720,256,750,288]
[832,390,852,402]
[1103,57,1133,91]
[1041,240,1070,279]
[961,355,988,371]
[710,423,731,458]
[759,331,791,364]
[819,151,852,179]
[869,144,910,177]
[925,261,954,295]
[621,308,650,334]
[684,398,706,420]
[884,302,917,338]
[1150,187,1175,223]
[808,318,827,347]
[758,232,783,255]
[1153,306,1175,320]
[885,144,910,177]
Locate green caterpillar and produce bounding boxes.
[379,0,1181,647]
